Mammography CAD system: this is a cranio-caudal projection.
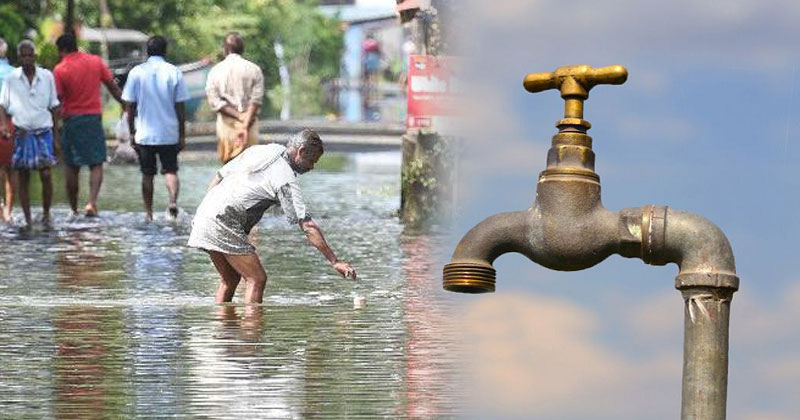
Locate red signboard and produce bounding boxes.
[406,55,460,130]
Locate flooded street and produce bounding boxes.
[0,151,465,418]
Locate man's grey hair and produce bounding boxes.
[17,39,35,55]
[286,128,323,155]
[0,38,7,57]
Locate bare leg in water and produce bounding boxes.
[208,250,267,304]
[85,164,102,216]
[1,165,13,222]
[165,171,179,218]
[17,169,31,229]
[141,174,154,221]
[224,253,268,304]
[39,167,52,226]
[65,165,80,216]
[209,250,242,302]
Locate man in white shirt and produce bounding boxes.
[205,32,264,163]
[188,129,357,304]
[122,36,189,221]
[0,40,60,230]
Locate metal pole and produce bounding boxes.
[678,286,736,420]
[273,40,291,121]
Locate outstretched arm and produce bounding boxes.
[300,218,357,279]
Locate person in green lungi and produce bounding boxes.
[54,33,124,217]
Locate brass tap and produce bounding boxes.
[523,64,627,132]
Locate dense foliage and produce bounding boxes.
[0,5,26,62]
[1,0,344,117]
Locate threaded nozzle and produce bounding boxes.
[443,262,496,293]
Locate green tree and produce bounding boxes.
[0,5,26,63]
[6,0,344,117]
[247,0,343,116]
[71,0,343,116]
[2,1,47,31]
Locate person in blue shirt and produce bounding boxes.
[0,38,15,222]
[121,36,189,221]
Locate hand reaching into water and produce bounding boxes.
[299,218,357,280]
[333,261,357,280]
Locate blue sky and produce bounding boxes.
[442,1,800,418]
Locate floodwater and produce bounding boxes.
[0,151,465,419]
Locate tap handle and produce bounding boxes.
[523,65,627,128]
[523,65,628,98]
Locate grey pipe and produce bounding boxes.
[653,208,739,420]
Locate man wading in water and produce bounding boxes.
[188,129,357,303]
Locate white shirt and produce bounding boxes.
[121,56,190,145]
[205,53,264,113]
[187,144,310,254]
[203,144,308,226]
[0,66,60,130]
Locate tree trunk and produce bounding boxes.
[99,0,115,28]
[65,0,75,36]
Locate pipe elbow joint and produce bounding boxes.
[641,206,739,291]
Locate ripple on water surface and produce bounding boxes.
[0,157,467,418]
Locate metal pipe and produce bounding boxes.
[647,208,739,420]
[444,65,739,418]
[679,287,734,420]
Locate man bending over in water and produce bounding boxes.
[188,128,357,303]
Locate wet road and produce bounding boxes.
[0,152,465,419]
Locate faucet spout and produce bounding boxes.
[444,182,625,293]
[443,210,533,293]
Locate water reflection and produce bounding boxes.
[0,153,465,418]
[54,307,132,419]
[125,227,184,418]
[57,230,116,287]
[184,305,304,418]
[401,231,465,419]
